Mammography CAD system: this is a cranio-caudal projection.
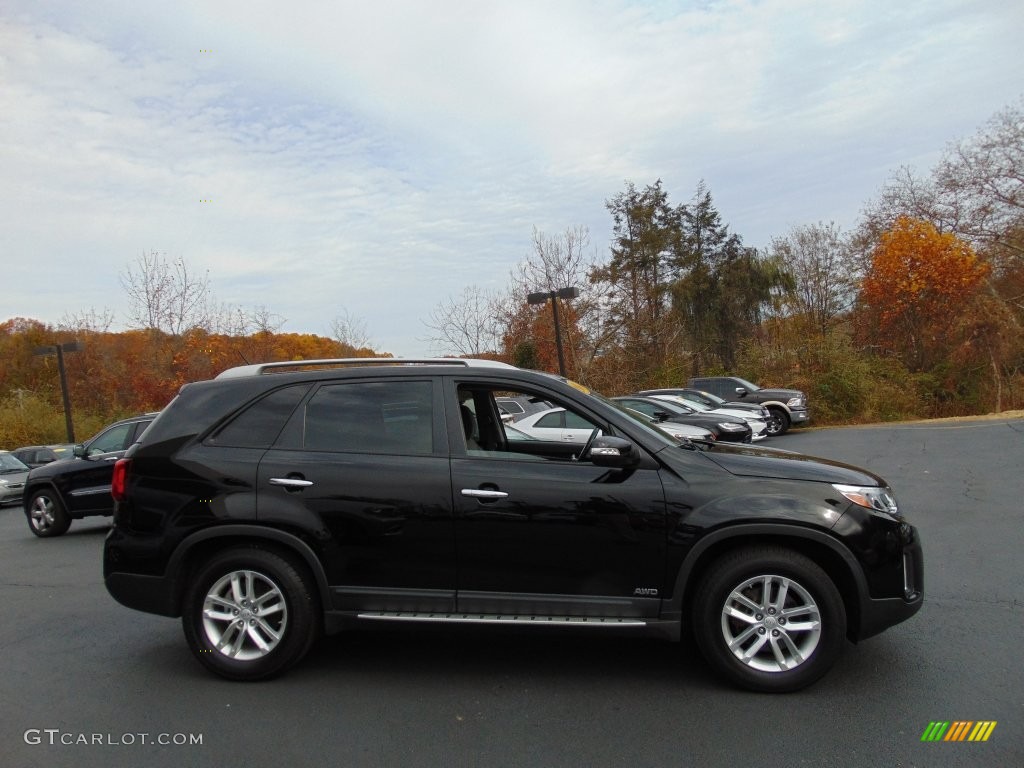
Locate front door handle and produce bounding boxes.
[461,489,509,500]
[269,477,314,490]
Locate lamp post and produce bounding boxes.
[33,341,83,442]
[526,286,579,377]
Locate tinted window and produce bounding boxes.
[622,400,656,417]
[565,410,597,429]
[303,381,433,455]
[88,423,133,455]
[210,385,310,448]
[534,412,563,429]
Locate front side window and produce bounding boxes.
[303,381,433,455]
[454,383,607,462]
[87,423,133,455]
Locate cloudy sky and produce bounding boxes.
[2,1,1021,356]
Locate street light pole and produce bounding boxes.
[33,341,83,443]
[526,286,579,377]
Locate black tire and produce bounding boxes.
[182,547,320,681]
[765,408,790,436]
[27,488,72,538]
[692,546,846,693]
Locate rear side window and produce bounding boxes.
[209,385,310,448]
[302,381,433,455]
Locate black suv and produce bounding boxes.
[23,414,156,537]
[104,359,922,692]
[688,376,810,436]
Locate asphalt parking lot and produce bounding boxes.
[1,418,1022,768]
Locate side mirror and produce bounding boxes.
[73,444,87,458]
[653,410,670,421]
[734,387,748,397]
[588,436,640,468]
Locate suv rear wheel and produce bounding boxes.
[692,546,846,693]
[27,489,71,537]
[182,547,319,681]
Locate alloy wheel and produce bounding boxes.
[201,569,289,661]
[720,573,822,672]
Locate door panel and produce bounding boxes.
[258,451,456,612]
[257,377,456,613]
[452,456,667,617]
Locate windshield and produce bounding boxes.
[662,395,711,413]
[0,453,30,472]
[696,390,727,406]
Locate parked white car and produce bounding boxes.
[650,395,769,440]
[621,408,716,443]
[517,406,717,445]
[514,407,601,443]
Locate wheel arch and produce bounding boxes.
[23,480,68,514]
[166,525,333,622]
[759,400,793,416]
[668,524,866,642]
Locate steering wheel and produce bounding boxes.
[575,428,601,462]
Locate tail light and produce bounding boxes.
[111,458,130,502]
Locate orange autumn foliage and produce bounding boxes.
[861,217,989,332]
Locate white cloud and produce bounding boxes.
[2,0,1023,355]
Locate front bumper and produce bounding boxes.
[854,528,924,640]
[789,407,811,425]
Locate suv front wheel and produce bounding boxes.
[182,547,319,681]
[27,488,71,537]
[692,546,846,693]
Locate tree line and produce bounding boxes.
[3,99,1022,446]
[425,98,1024,421]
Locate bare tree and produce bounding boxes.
[508,225,618,375]
[120,251,212,334]
[770,222,857,333]
[58,307,115,333]
[935,100,1024,256]
[862,99,1024,261]
[330,309,373,351]
[422,285,502,357]
[205,303,286,337]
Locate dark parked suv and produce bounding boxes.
[104,359,922,692]
[23,414,156,537]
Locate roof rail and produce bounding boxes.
[215,358,515,379]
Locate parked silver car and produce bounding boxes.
[0,451,31,505]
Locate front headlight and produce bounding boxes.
[832,484,899,516]
[787,396,804,407]
[718,422,746,431]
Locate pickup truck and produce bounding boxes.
[687,376,809,435]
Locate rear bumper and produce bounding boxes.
[105,572,180,617]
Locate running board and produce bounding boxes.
[356,611,648,627]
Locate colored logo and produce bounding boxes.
[921,721,997,742]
